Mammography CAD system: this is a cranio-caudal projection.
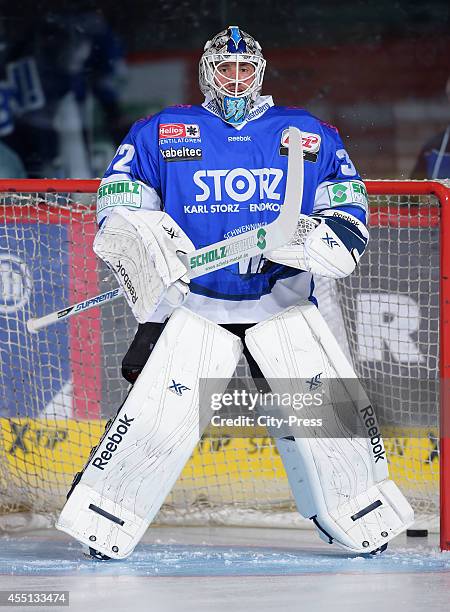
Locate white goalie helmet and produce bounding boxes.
[199,25,266,125]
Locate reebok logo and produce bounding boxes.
[92,414,135,470]
[330,211,359,226]
[360,405,386,463]
[228,135,252,142]
[116,261,138,304]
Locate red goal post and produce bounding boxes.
[366,180,449,551]
[0,178,449,551]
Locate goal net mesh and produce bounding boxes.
[0,185,441,530]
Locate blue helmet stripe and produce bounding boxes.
[227,26,247,53]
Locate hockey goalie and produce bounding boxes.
[56,25,414,559]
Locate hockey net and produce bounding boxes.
[0,179,449,549]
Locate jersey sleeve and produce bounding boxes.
[312,124,368,224]
[96,118,162,226]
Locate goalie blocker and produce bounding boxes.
[245,302,414,554]
[56,307,242,559]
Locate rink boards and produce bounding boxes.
[0,417,439,513]
[0,207,101,420]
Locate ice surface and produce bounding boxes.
[1,537,450,577]
[1,527,449,612]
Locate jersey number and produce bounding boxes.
[336,149,356,176]
[111,144,136,173]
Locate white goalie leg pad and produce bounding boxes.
[245,302,414,554]
[93,208,195,323]
[56,307,242,559]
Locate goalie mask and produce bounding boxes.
[199,26,266,125]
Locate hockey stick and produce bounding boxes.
[27,127,304,333]
[26,287,124,332]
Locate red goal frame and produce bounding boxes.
[1,178,449,551]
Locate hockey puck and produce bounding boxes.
[406,528,428,537]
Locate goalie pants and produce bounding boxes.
[122,320,267,385]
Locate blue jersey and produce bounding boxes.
[98,96,368,323]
